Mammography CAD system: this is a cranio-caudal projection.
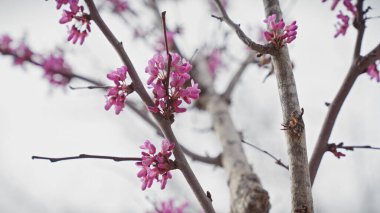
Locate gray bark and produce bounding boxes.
[262,0,314,212]
[195,58,270,213]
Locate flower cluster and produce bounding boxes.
[334,11,350,37]
[322,0,357,38]
[136,139,175,191]
[56,0,91,45]
[367,63,380,82]
[107,0,130,13]
[263,14,297,48]
[149,199,189,213]
[105,66,134,115]
[0,35,34,66]
[42,54,73,86]
[207,48,223,78]
[145,53,200,120]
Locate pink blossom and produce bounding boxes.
[108,0,129,13]
[367,63,380,82]
[155,31,176,52]
[0,34,13,51]
[145,53,200,119]
[105,66,133,115]
[56,0,79,10]
[136,139,175,191]
[42,54,72,86]
[263,14,297,48]
[56,0,91,45]
[343,0,357,15]
[150,199,189,213]
[331,0,341,10]
[334,11,349,38]
[322,0,357,38]
[207,49,223,78]
[13,42,33,65]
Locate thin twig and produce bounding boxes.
[32,154,141,162]
[69,85,111,90]
[212,0,274,55]
[327,142,380,158]
[161,11,173,103]
[332,142,380,151]
[222,53,256,100]
[353,0,365,59]
[241,139,289,170]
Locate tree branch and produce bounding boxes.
[195,57,270,212]
[262,0,313,212]
[83,1,215,211]
[212,0,274,55]
[309,2,380,185]
[353,0,365,59]
[32,154,141,162]
[241,140,289,170]
[222,52,256,101]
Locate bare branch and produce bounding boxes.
[212,0,274,55]
[32,154,141,162]
[241,140,289,170]
[222,53,256,101]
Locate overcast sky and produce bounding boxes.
[0,0,380,212]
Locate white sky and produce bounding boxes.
[0,0,380,212]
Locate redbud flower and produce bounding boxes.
[155,31,176,52]
[207,49,223,78]
[107,0,129,13]
[263,14,298,48]
[56,0,78,10]
[322,0,357,38]
[149,199,189,213]
[334,11,349,38]
[145,53,200,120]
[0,35,13,52]
[56,0,91,45]
[343,0,357,16]
[42,54,72,86]
[136,139,175,191]
[367,63,380,82]
[13,42,33,65]
[105,66,133,115]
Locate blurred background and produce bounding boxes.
[0,0,380,212]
